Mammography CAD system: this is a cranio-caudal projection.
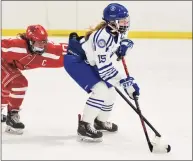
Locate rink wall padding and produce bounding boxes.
[1,29,192,39]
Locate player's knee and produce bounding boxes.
[107,87,116,104]
[91,81,115,101]
[13,75,28,88]
[7,75,28,94]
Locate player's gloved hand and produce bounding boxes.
[120,76,140,99]
[116,39,134,61]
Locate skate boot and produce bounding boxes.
[1,104,7,123]
[1,114,7,122]
[5,110,25,135]
[94,118,118,132]
[77,120,103,142]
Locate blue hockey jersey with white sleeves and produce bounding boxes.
[82,28,126,86]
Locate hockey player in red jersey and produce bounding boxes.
[1,24,68,134]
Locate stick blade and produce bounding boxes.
[152,144,171,153]
[151,136,171,153]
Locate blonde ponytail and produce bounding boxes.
[85,21,107,40]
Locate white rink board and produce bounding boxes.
[2,1,192,32]
[1,37,192,160]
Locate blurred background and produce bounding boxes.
[2,1,192,39]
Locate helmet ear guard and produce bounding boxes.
[107,21,119,33]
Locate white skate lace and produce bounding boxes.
[103,122,112,129]
[11,113,21,123]
[87,124,98,134]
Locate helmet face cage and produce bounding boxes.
[108,16,130,34]
[118,16,130,33]
[29,40,47,54]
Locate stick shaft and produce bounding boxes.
[115,87,161,137]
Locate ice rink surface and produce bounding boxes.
[1,37,192,160]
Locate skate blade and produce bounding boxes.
[5,126,24,135]
[77,134,103,142]
[96,129,118,133]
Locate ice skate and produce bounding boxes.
[94,118,118,132]
[77,120,103,142]
[5,110,25,135]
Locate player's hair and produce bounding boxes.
[17,33,28,41]
[85,21,107,40]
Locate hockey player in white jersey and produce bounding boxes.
[64,3,140,141]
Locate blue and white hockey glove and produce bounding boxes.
[116,39,134,61]
[120,76,140,99]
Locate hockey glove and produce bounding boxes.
[120,76,140,99]
[116,39,134,61]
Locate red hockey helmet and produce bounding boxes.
[26,25,48,54]
[26,25,48,42]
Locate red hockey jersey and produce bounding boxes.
[1,38,68,70]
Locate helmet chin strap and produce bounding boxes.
[107,23,119,36]
[107,20,127,35]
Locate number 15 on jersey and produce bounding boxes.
[98,55,106,63]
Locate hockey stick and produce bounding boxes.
[114,87,161,137]
[117,57,171,153]
[115,55,161,136]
